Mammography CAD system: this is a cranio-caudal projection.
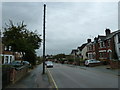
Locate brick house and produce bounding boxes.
[97,35,108,62]
[98,29,120,63]
[86,29,120,65]
[0,44,23,64]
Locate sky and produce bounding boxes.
[2,1,118,56]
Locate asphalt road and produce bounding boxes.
[48,63,119,88]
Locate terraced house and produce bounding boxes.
[87,29,120,64]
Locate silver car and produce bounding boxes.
[85,59,101,67]
[45,61,53,68]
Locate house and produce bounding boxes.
[86,39,95,59]
[0,37,2,64]
[112,30,120,60]
[78,39,89,60]
[0,43,23,64]
[81,43,88,60]
[71,49,78,56]
[1,45,15,64]
[98,29,120,62]
[97,35,107,61]
[76,47,82,58]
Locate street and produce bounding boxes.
[48,63,119,88]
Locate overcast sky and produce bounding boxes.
[2,2,118,56]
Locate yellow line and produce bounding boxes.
[47,69,58,90]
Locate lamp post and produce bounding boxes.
[42,4,46,74]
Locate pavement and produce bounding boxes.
[4,64,52,89]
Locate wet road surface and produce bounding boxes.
[48,63,119,88]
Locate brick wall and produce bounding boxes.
[2,65,29,88]
[109,60,120,69]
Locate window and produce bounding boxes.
[5,56,8,64]
[100,42,106,48]
[10,56,12,63]
[108,40,110,47]
[100,42,103,48]
[2,56,4,64]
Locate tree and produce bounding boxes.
[2,20,42,65]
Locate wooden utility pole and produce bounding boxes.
[43,4,46,74]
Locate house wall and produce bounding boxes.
[114,34,120,60]
[1,54,14,64]
[81,46,87,60]
[87,42,94,59]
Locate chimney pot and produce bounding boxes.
[105,28,111,36]
[87,39,91,43]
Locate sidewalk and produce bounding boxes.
[5,64,51,88]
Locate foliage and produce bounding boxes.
[36,56,43,64]
[66,55,74,62]
[2,20,42,65]
[53,54,66,60]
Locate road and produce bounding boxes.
[48,63,119,88]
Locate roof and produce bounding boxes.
[71,49,78,54]
[98,29,120,41]
[78,43,87,51]
[105,30,120,40]
[98,35,106,41]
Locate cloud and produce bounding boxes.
[2,2,118,55]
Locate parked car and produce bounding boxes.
[22,61,31,68]
[85,59,101,67]
[10,61,23,67]
[10,60,31,68]
[45,61,53,68]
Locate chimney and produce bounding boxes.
[87,39,91,43]
[94,37,98,43]
[105,28,111,36]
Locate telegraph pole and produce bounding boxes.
[43,4,46,74]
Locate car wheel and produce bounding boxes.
[85,65,88,67]
[87,64,90,67]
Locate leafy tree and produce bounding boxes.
[53,54,66,60]
[2,20,42,65]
